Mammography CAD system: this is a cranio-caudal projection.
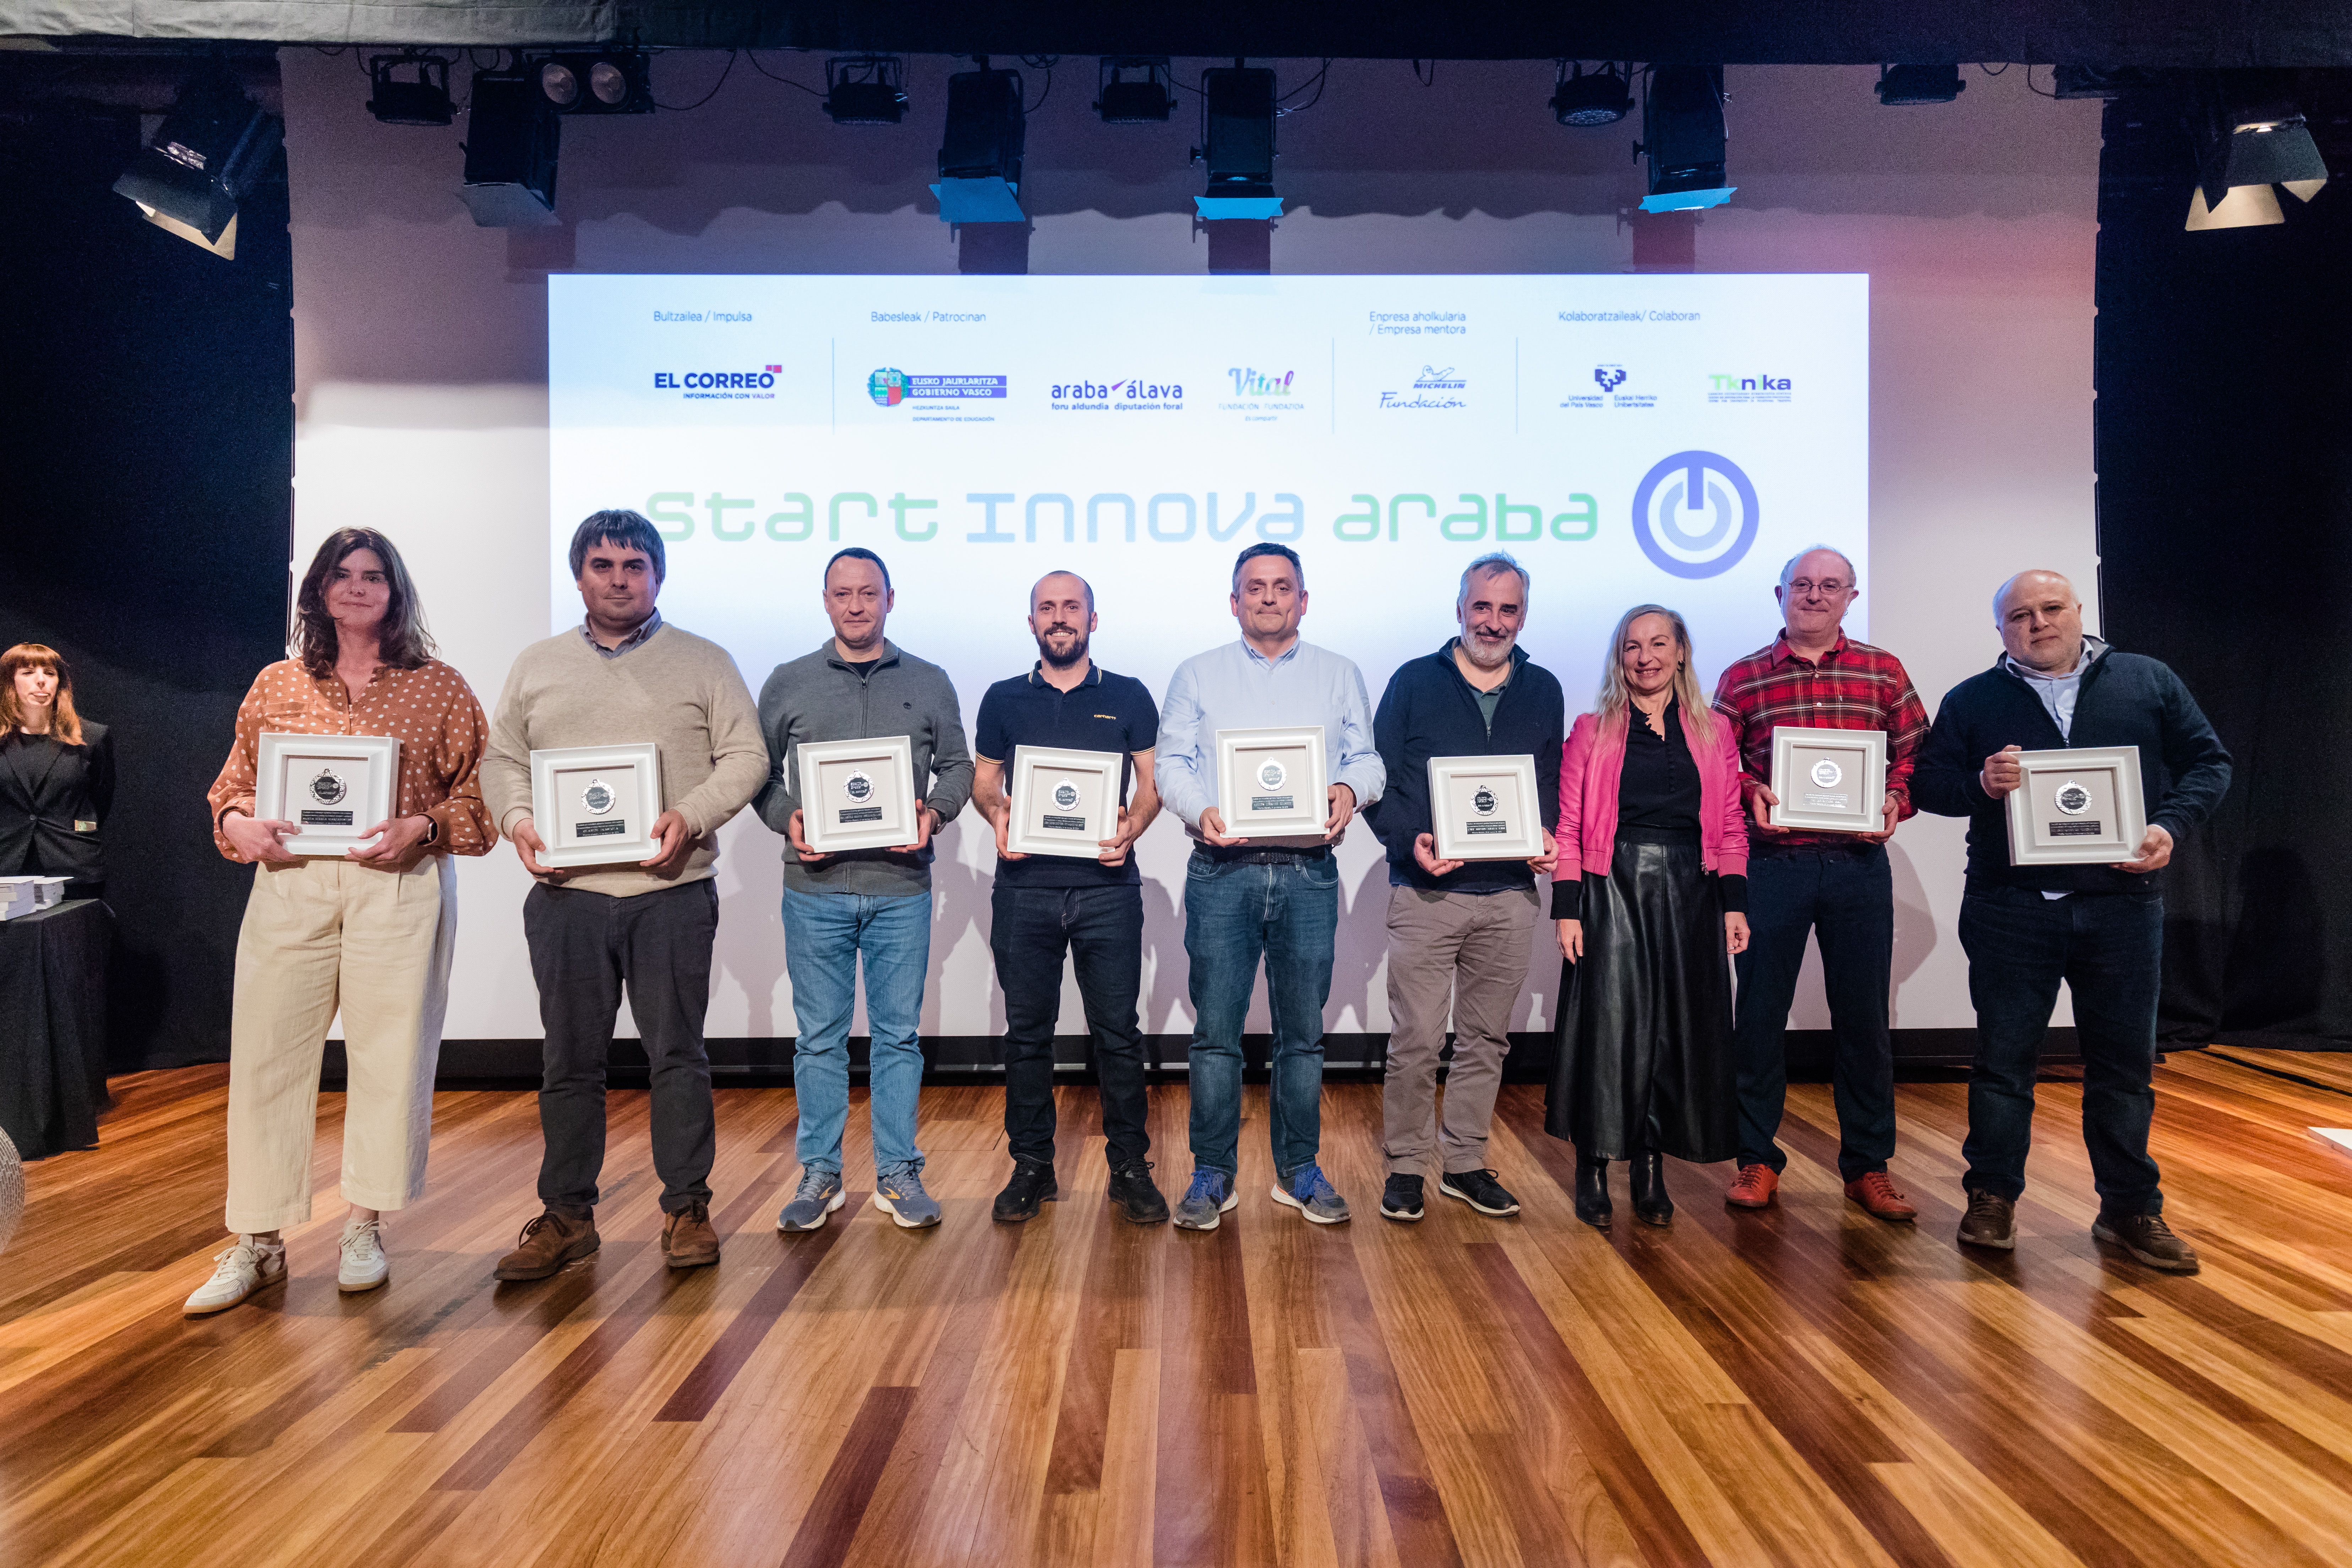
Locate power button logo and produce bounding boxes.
[1631,450,1759,579]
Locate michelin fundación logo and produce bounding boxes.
[1631,451,1759,580]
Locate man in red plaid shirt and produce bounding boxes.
[1710,546,1930,1220]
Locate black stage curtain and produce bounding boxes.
[2096,81,2352,1049]
[0,84,292,1070]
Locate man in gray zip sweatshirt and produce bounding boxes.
[753,547,973,1232]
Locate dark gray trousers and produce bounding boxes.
[524,879,718,1216]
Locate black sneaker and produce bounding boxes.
[1107,1160,1170,1225]
[1380,1173,1426,1222]
[1440,1168,1521,1217]
[992,1159,1057,1224]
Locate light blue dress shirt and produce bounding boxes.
[1155,637,1386,836]
[2005,635,2106,897]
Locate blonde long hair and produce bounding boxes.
[1594,604,1714,744]
[1,643,85,746]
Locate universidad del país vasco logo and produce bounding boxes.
[1594,365,1627,392]
[869,369,1009,406]
[1630,450,1758,579]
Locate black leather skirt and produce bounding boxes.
[1545,830,1737,1163]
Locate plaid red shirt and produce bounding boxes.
[1710,631,1930,848]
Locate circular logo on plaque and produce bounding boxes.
[1471,785,1499,816]
[2054,780,2092,815]
[309,767,347,805]
[1256,759,1287,791]
[580,779,616,815]
[1810,758,1843,789]
[844,771,874,803]
[1051,780,1081,811]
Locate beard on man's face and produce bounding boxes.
[1460,627,1516,670]
[1036,625,1090,668]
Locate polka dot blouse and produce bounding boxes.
[207,659,496,862]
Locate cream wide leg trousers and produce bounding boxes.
[223,854,457,1233]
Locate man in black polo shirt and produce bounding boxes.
[972,570,1169,1225]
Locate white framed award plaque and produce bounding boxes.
[2006,745,2147,866]
[530,742,664,868]
[797,734,918,852]
[256,731,399,855]
[1426,754,1545,860]
[1215,725,1328,844]
[1006,746,1124,858]
[1768,726,1888,834]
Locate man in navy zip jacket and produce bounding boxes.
[1364,552,1564,1223]
[1912,569,2229,1273]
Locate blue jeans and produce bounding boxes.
[1958,885,2164,1215]
[1733,846,1897,1182]
[782,886,931,1175]
[1183,850,1339,1181]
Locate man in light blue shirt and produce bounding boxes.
[1156,542,1384,1229]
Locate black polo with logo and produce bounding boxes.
[973,661,1159,888]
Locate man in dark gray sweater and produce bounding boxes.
[1913,568,2230,1274]
[753,547,972,1232]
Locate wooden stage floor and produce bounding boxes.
[7,1050,2352,1567]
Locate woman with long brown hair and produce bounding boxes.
[187,528,495,1315]
[0,643,113,901]
[1546,605,1751,1229]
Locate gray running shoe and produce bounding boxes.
[1172,1167,1239,1231]
[873,1162,942,1229]
[776,1167,846,1232]
[1271,1163,1351,1224]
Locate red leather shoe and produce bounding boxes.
[1844,1172,1919,1222]
[1725,1164,1778,1209]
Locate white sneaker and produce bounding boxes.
[184,1237,287,1316]
[338,1216,389,1293]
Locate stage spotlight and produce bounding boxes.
[824,55,908,124]
[459,68,560,227]
[2186,70,2327,231]
[1635,65,1734,212]
[366,53,453,126]
[111,60,282,259]
[1096,57,1174,122]
[932,61,1026,224]
[1551,62,1632,127]
[1875,65,1965,105]
[527,50,653,115]
[1193,64,1281,219]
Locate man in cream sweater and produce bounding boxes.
[478,510,767,1280]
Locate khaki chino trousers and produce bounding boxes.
[224,854,456,1234]
[1381,884,1539,1176]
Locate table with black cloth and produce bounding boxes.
[0,898,111,1159]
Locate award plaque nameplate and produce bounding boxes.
[1767,726,1889,835]
[1007,745,1125,858]
[1426,754,1545,861]
[2005,745,2147,866]
[530,742,665,869]
[256,732,400,855]
[1215,725,1329,844]
[797,735,919,852]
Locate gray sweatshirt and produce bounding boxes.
[753,639,974,896]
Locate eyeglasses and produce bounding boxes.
[1785,578,1852,595]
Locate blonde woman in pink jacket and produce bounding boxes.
[1547,605,1751,1229]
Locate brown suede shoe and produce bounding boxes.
[1844,1172,1919,1222]
[2093,1212,2201,1274]
[1957,1188,2015,1251]
[661,1200,721,1269]
[493,1208,600,1282]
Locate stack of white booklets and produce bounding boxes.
[0,876,67,919]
